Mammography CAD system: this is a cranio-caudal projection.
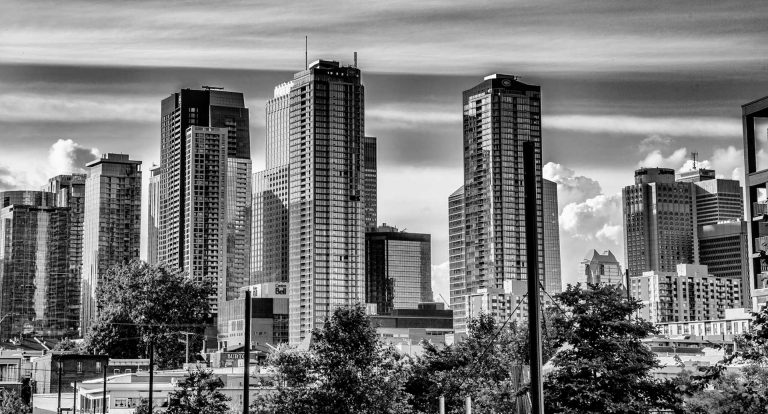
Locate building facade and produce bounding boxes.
[543,178,561,293]
[365,225,432,314]
[580,249,623,286]
[631,264,742,324]
[698,221,750,308]
[448,186,467,331]
[450,74,544,334]
[146,165,162,265]
[623,167,695,277]
[0,191,73,339]
[81,154,142,335]
[363,136,377,230]
[225,157,252,301]
[286,60,366,344]
[216,283,289,350]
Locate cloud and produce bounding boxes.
[545,115,740,138]
[0,165,20,191]
[431,261,450,306]
[543,162,602,211]
[560,193,623,245]
[638,147,688,169]
[639,134,673,151]
[367,105,459,127]
[0,93,156,123]
[48,139,100,175]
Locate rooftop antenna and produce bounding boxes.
[305,35,308,70]
[691,151,699,170]
[354,51,358,68]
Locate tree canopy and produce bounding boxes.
[83,260,210,368]
[0,388,30,414]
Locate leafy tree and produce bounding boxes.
[165,369,231,414]
[684,364,768,413]
[252,304,413,414]
[406,313,560,414]
[0,388,30,414]
[544,283,682,413]
[52,338,83,352]
[83,261,210,368]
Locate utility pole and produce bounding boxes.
[243,289,252,414]
[101,362,107,414]
[57,361,62,414]
[523,141,544,414]
[149,340,154,414]
[72,379,77,414]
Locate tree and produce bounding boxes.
[52,338,83,352]
[544,283,682,413]
[83,261,210,368]
[0,388,30,414]
[165,369,231,414]
[252,304,413,414]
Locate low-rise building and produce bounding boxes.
[631,264,742,324]
[369,303,453,351]
[31,352,109,394]
[217,283,289,351]
[655,307,752,339]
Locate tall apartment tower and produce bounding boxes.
[543,178,562,293]
[146,165,161,264]
[81,154,142,334]
[0,191,73,339]
[44,174,87,333]
[622,167,695,277]
[158,88,251,315]
[287,60,365,344]
[448,186,467,331]
[450,75,545,334]
[742,97,768,308]
[365,224,432,315]
[363,136,377,230]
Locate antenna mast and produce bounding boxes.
[305,36,308,70]
[691,151,699,170]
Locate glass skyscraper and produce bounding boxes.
[543,178,562,294]
[450,74,545,334]
[363,136,377,230]
[146,165,161,265]
[81,154,142,335]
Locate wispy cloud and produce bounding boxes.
[544,115,741,138]
[0,93,156,123]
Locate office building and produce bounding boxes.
[677,168,716,183]
[158,88,252,315]
[365,224,432,314]
[369,303,453,349]
[363,136,377,230]
[690,177,743,226]
[698,221,750,308]
[580,249,623,286]
[81,154,142,334]
[0,191,72,339]
[450,74,544,334]
[216,282,288,350]
[44,174,87,333]
[543,178,562,293]
[631,264,741,324]
[286,60,365,344]
[623,167,695,277]
[146,165,161,264]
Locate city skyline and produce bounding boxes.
[2,1,768,304]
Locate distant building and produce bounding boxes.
[81,154,142,335]
[363,136,377,230]
[623,167,695,277]
[146,165,162,264]
[31,353,109,394]
[216,283,289,350]
[251,167,289,285]
[698,221,750,308]
[365,224,432,314]
[543,179,562,293]
[369,303,453,350]
[676,168,716,183]
[581,249,623,286]
[656,308,751,339]
[0,191,73,339]
[631,264,742,324]
[448,186,467,332]
[225,157,252,301]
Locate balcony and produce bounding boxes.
[753,202,768,219]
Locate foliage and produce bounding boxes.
[0,388,30,414]
[83,260,210,368]
[684,364,768,413]
[252,304,413,414]
[406,312,560,414]
[165,369,231,414]
[544,283,683,413]
[52,338,83,352]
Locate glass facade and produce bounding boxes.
[287,60,365,344]
[448,186,467,332]
[0,192,72,339]
[225,157,252,302]
[251,166,289,285]
[543,179,562,293]
[146,165,161,265]
[363,136,377,230]
[81,154,142,335]
[581,249,623,286]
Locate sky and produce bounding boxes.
[2,0,768,303]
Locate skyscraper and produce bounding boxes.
[448,186,467,331]
[0,191,72,339]
[81,154,142,334]
[580,249,623,286]
[542,178,562,293]
[365,224,432,315]
[287,60,365,344]
[698,221,750,308]
[158,88,251,315]
[363,136,377,230]
[146,165,161,265]
[622,167,695,277]
[450,74,544,334]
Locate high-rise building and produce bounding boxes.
[44,174,87,333]
[287,60,365,344]
[81,154,142,335]
[742,97,768,309]
[622,167,695,277]
[146,165,161,265]
[448,186,467,332]
[690,178,743,226]
[543,179,561,293]
[365,224,432,315]
[580,249,623,286]
[363,136,377,230]
[158,88,251,316]
[677,168,716,183]
[450,74,544,334]
[0,191,72,339]
[631,264,741,323]
[698,221,750,308]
